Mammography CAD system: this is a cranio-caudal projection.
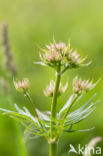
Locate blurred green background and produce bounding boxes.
[0,0,103,156]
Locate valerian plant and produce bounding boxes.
[0,40,99,156]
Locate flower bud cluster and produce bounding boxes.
[44,42,66,63]
[72,77,94,95]
[14,78,29,94]
[66,49,81,66]
[44,80,67,97]
[40,40,86,70]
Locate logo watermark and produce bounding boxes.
[68,144,102,155]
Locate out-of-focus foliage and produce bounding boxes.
[0,0,103,156]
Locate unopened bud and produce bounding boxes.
[44,51,62,62]
[14,78,29,94]
[73,77,94,95]
[41,41,67,63]
[44,80,68,97]
[66,50,82,66]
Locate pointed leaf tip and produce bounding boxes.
[33,62,46,66]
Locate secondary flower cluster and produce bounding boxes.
[13,77,95,97]
[39,40,87,70]
[73,77,94,95]
[44,80,68,97]
[14,78,29,94]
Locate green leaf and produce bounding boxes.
[61,94,97,131]
[64,127,95,133]
[65,106,96,126]
[0,104,51,137]
[0,104,39,126]
[36,109,50,121]
[33,62,46,66]
[68,94,96,116]
[59,94,76,116]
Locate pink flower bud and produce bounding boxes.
[14,78,29,94]
[44,80,68,97]
[72,77,94,94]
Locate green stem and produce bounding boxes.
[51,68,61,119]
[25,92,43,129]
[55,94,79,140]
[25,92,38,117]
[60,65,70,75]
[51,66,61,135]
[63,94,78,119]
[50,64,61,156]
[49,143,57,156]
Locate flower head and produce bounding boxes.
[44,80,67,97]
[44,41,67,63]
[44,51,62,63]
[66,49,82,66]
[14,78,29,94]
[72,77,95,95]
[47,42,66,54]
[35,40,89,73]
